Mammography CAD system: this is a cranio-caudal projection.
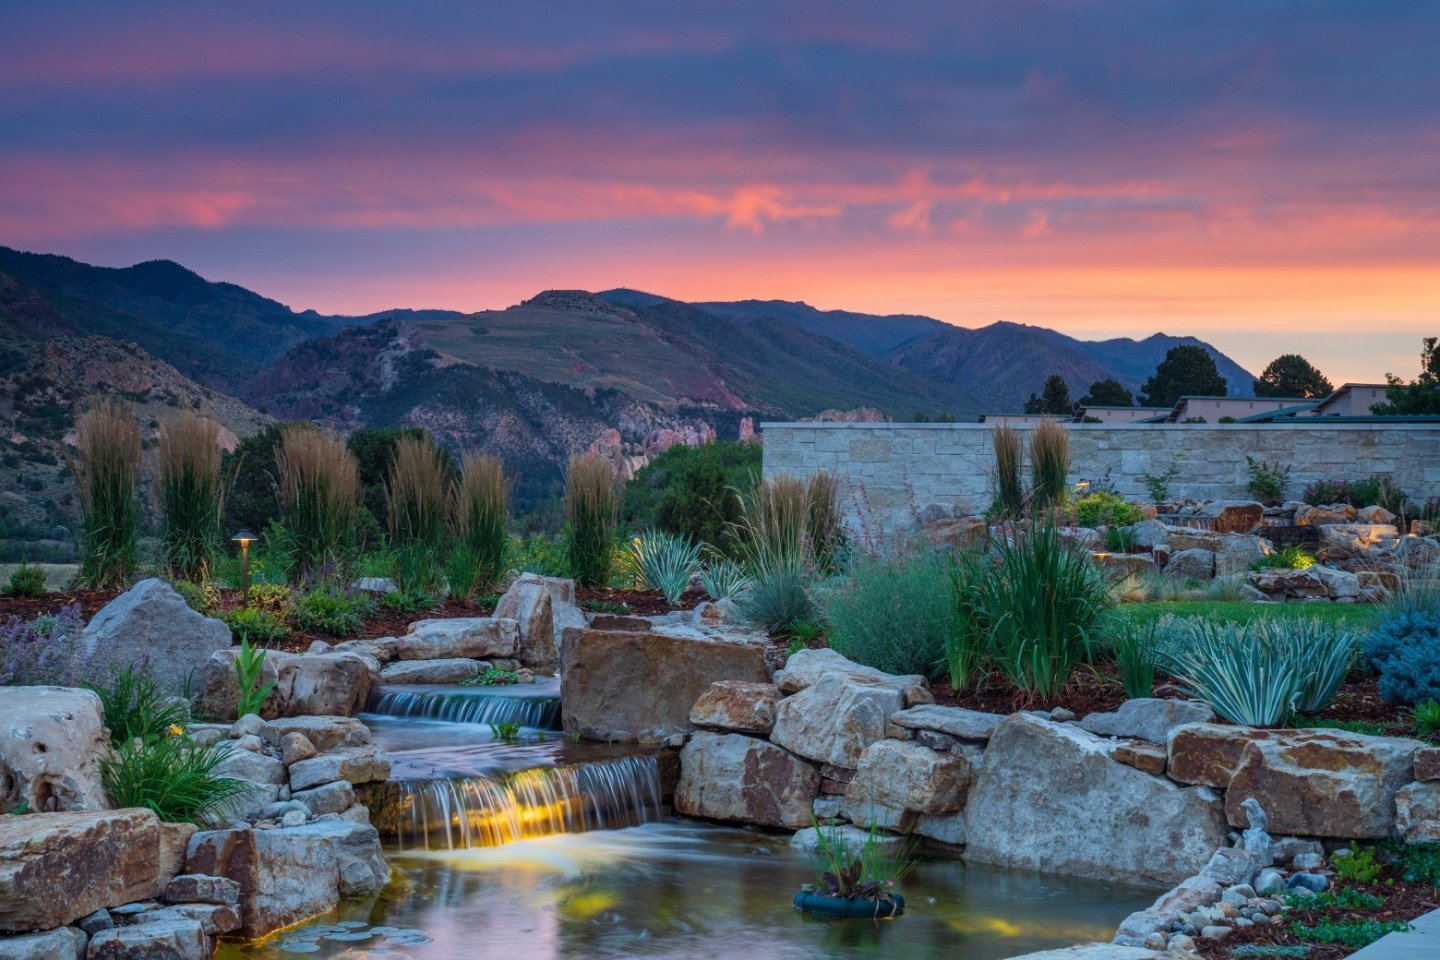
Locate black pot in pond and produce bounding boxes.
[793,890,905,919]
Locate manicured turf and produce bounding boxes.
[1113,600,1380,631]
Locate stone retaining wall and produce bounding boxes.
[760,421,1440,534]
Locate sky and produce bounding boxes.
[3,2,1439,383]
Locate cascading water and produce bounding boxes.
[368,685,562,730]
[370,755,663,850]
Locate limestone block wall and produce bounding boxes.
[760,421,1440,533]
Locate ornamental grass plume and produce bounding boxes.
[565,453,619,586]
[991,426,1024,519]
[156,413,224,581]
[1029,419,1070,512]
[66,402,142,589]
[448,451,510,598]
[276,425,360,580]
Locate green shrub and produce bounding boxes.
[1245,456,1291,505]
[820,549,960,679]
[100,734,247,825]
[290,585,374,637]
[1285,888,1385,911]
[1290,919,1409,949]
[156,414,224,581]
[631,530,702,603]
[1070,492,1144,529]
[1396,841,1440,885]
[1252,545,1317,571]
[462,667,521,687]
[219,606,291,645]
[448,452,509,598]
[377,589,438,615]
[1138,464,1180,503]
[86,667,190,745]
[623,441,759,557]
[507,533,568,578]
[699,557,750,600]
[736,559,814,634]
[1029,421,1070,512]
[65,403,141,589]
[6,563,47,598]
[564,455,619,587]
[234,637,274,717]
[1362,573,1440,706]
[172,578,220,615]
[1333,847,1382,884]
[275,426,361,580]
[1104,527,1135,552]
[1414,698,1440,735]
[990,426,1024,519]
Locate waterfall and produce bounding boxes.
[368,687,562,731]
[370,756,663,850]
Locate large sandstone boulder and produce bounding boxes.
[1167,724,1285,788]
[770,673,903,768]
[1166,548,1215,580]
[1225,729,1424,837]
[1396,781,1440,843]
[1214,535,1270,577]
[689,681,781,735]
[775,647,932,707]
[87,916,211,960]
[495,573,584,670]
[0,809,164,932]
[964,714,1229,885]
[78,579,231,698]
[196,649,377,721]
[675,732,818,829]
[259,716,371,752]
[561,630,769,742]
[1079,699,1215,744]
[394,617,518,661]
[287,744,391,790]
[1247,569,1328,600]
[843,739,973,816]
[1308,564,1361,600]
[1197,501,1265,533]
[379,658,485,684]
[0,928,87,960]
[0,686,109,813]
[1128,520,1169,550]
[1319,523,1399,557]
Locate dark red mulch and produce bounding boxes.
[1193,871,1440,960]
[574,585,704,617]
[930,663,1147,718]
[1308,675,1407,730]
[0,589,119,621]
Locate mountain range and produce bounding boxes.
[0,243,1256,524]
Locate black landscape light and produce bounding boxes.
[231,529,257,606]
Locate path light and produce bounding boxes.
[231,529,257,606]
[1075,480,1091,495]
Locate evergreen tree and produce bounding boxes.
[1023,374,1074,415]
[1078,378,1133,407]
[1139,346,1227,407]
[1253,354,1333,398]
[1374,337,1440,415]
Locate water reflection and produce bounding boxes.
[217,821,1156,960]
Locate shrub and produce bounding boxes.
[623,441,759,557]
[448,452,509,598]
[100,734,247,826]
[631,530,702,603]
[245,583,294,619]
[1252,545,1317,571]
[736,558,814,634]
[86,667,190,745]
[1289,919,1409,949]
[290,585,374,637]
[1070,492,1144,529]
[385,434,451,593]
[1245,456,1291,505]
[1333,847,1382,885]
[1363,610,1440,706]
[820,549,960,679]
[172,578,220,615]
[1303,478,1353,506]
[699,557,750,600]
[1302,475,1408,514]
[0,605,89,686]
[1397,842,1440,884]
[1029,421,1070,511]
[6,563,47,598]
[234,637,274,717]
[1414,699,1440,735]
[564,455,619,587]
[1138,464,1180,503]
[968,522,1109,698]
[507,533,568,578]
[156,414,224,581]
[990,426,1024,518]
[462,667,521,687]
[1109,621,1160,700]
[65,403,141,589]
[377,589,438,615]
[275,426,361,580]
[219,606,290,645]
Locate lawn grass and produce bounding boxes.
[1113,600,1379,631]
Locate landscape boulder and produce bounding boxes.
[1167,724,1286,788]
[287,744,391,790]
[78,579,231,699]
[888,704,1003,741]
[1197,501,1265,534]
[196,649,377,721]
[1319,523,1399,557]
[561,630,770,742]
[964,714,1229,885]
[87,916,211,960]
[843,739,973,816]
[689,681,782,735]
[259,716,372,752]
[394,617,519,661]
[495,573,585,670]
[1165,548,1215,580]
[1127,520,1170,550]
[770,673,904,768]
[379,658,485,684]
[774,647,932,707]
[0,928,87,960]
[1214,535,1271,577]
[0,809,165,932]
[1079,699,1215,745]
[1247,568,1328,600]
[0,686,109,813]
[1396,782,1440,843]
[1296,504,1356,526]
[675,732,819,829]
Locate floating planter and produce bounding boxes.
[793,889,905,919]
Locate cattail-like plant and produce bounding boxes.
[448,451,509,598]
[276,425,360,581]
[805,471,843,575]
[564,454,619,586]
[156,414,223,581]
[66,402,142,589]
[1029,420,1071,512]
[991,426,1024,519]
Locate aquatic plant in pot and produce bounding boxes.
[794,819,915,919]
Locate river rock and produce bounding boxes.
[196,649,377,721]
[0,928,86,960]
[379,658,485,684]
[87,916,211,960]
[561,630,770,742]
[775,648,932,707]
[286,744,391,790]
[843,739,973,815]
[260,717,371,752]
[888,705,1003,741]
[770,673,904,768]
[1225,729,1425,837]
[965,714,1229,885]
[676,732,819,829]
[1197,501,1265,534]
[0,809,164,932]
[291,780,355,817]
[330,637,399,663]
[395,617,518,660]
[0,686,109,813]
[1080,699,1215,744]
[1113,875,1223,946]
[689,681,781,735]
[789,823,902,854]
[78,579,231,699]
[1167,724,1287,788]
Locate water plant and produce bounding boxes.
[1028,420,1070,511]
[820,548,960,679]
[489,720,522,741]
[65,402,141,589]
[564,454,619,587]
[463,667,521,686]
[699,557,750,600]
[156,413,225,581]
[234,637,275,717]
[631,529,702,602]
[100,733,246,826]
[448,451,509,598]
[990,426,1024,518]
[5,563,47,598]
[276,426,361,580]
[803,816,916,905]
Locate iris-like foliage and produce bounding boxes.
[699,557,751,600]
[86,667,190,745]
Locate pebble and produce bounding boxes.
[1200,925,1233,940]
[281,810,307,827]
[1050,707,1076,722]
[1254,868,1285,895]
[1170,935,1197,953]
[1291,852,1324,871]
[234,734,264,752]
[1287,873,1327,893]
[1144,933,1168,950]
[76,909,113,935]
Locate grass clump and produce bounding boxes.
[156,414,225,581]
[1252,545,1317,571]
[805,816,916,904]
[1109,620,1160,700]
[990,426,1024,519]
[385,434,451,594]
[1028,420,1070,512]
[276,426,361,580]
[66,403,141,589]
[736,559,815,634]
[564,454,619,587]
[820,548,960,679]
[6,563,47,598]
[86,667,191,745]
[631,529,702,603]
[448,452,509,599]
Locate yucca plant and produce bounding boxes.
[66,403,142,589]
[1165,620,1302,726]
[632,529,702,603]
[699,556,751,600]
[1029,420,1070,511]
[991,426,1024,519]
[564,454,619,587]
[386,434,451,593]
[275,426,360,581]
[448,451,509,598]
[156,413,224,581]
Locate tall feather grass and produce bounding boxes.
[66,402,142,589]
[565,454,618,586]
[156,414,224,581]
[1029,420,1070,511]
[448,451,509,598]
[806,472,843,575]
[991,426,1024,519]
[386,434,451,592]
[276,426,360,581]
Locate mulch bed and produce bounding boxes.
[575,585,704,617]
[0,589,118,622]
